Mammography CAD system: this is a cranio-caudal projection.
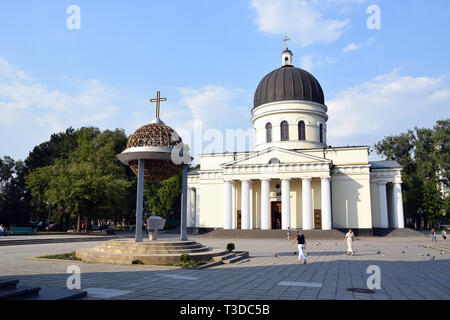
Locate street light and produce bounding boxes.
[47,201,51,234]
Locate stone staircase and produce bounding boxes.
[372,228,427,237]
[0,279,86,300]
[197,251,250,269]
[197,229,346,240]
[76,239,229,265]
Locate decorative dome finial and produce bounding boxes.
[282,36,290,50]
[281,37,293,66]
[150,91,167,124]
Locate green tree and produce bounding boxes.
[422,180,443,228]
[144,170,182,219]
[26,129,132,232]
[0,157,33,227]
[374,119,449,228]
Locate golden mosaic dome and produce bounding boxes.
[126,123,181,149]
[126,122,183,182]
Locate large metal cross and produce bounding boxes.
[150,91,167,118]
[282,36,290,49]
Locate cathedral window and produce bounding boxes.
[298,121,306,141]
[266,123,272,143]
[320,123,324,143]
[281,121,289,141]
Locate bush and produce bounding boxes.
[226,243,235,253]
[179,253,192,263]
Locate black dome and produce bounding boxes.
[254,65,325,109]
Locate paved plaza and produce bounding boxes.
[0,234,449,300]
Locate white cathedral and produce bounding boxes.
[186,45,405,234]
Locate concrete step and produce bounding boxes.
[199,229,345,239]
[76,248,228,265]
[0,287,41,300]
[23,288,87,300]
[96,246,210,255]
[212,252,236,262]
[104,240,199,248]
[222,252,250,264]
[373,228,426,237]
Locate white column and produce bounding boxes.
[321,177,332,230]
[224,181,233,229]
[249,181,253,230]
[302,177,313,230]
[281,179,291,230]
[195,187,200,228]
[378,182,389,228]
[231,182,236,229]
[135,159,145,242]
[393,183,405,229]
[187,188,195,227]
[261,179,270,230]
[241,180,250,230]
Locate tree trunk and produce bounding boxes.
[76,214,82,233]
[65,213,70,231]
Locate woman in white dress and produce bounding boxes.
[344,229,355,256]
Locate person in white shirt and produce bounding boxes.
[0,224,8,236]
[344,229,355,256]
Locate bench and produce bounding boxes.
[10,227,36,235]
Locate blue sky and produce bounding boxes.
[0,0,449,162]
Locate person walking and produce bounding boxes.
[344,229,355,256]
[431,228,437,242]
[0,224,8,236]
[290,230,307,264]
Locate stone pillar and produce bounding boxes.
[135,159,145,242]
[249,181,253,230]
[281,179,291,230]
[180,164,188,241]
[241,180,250,230]
[231,182,236,229]
[195,187,200,228]
[187,188,196,227]
[302,177,313,230]
[224,180,233,229]
[393,183,405,229]
[261,179,270,230]
[321,177,332,230]
[378,182,389,228]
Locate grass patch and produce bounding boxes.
[38,251,81,261]
[163,259,213,268]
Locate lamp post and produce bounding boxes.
[47,202,51,234]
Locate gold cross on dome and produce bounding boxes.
[150,91,167,118]
[282,36,290,49]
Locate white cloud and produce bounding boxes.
[343,42,361,53]
[250,0,350,47]
[300,54,336,71]
[0,56,120,160]
[326,70,450,147]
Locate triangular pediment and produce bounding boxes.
[222,147,331,167]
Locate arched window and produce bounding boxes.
[319,123,324,143]
[298,121,306,141]
[265,123,272,143]
[281,121,289,141]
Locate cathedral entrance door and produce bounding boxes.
[271,202,282,229]
[314,209,322,229]
[237,210,241,229]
